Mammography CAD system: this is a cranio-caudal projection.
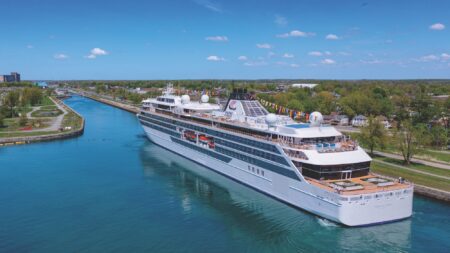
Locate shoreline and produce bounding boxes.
[76,91,450,203]
[0,97,85,146]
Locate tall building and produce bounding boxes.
[0,72,21,82]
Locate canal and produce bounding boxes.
[0,96,449,253]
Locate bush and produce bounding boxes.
[19,113,28,127]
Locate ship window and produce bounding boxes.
[261,170,264,176]
[252,167,255,172]
[256,169,259,174]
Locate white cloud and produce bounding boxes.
[321,58,336,64]
[194,0,222,12]
[85,47,108,59]
[205,36,228,42]
[26,45,34,49]
[206,55,225,61]
[308,51,323,56]
[274,15,288,26]
[54,53,68,60]
[277,30,315,38]
[267,51,276,58]
[360,59,382,64]
[324,51,332,55]
[415,53,450,62]
[419,54,439,62]
[244,61,268,66]
[290,63,300,68]
[283,53,294,58]
[256,43,272,49]
[441,53,450,61]
[237,56,248,61]
[325,34,339,40]
[429,23,445,31]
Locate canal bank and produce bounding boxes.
[0,95,448,253]
[74,92,450,203]
[0,97,85,146]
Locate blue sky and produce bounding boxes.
[1,0,449,80]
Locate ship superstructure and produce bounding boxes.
[137,84,413,226]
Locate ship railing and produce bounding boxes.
[277,140,358,153]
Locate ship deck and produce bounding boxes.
[306,174,411,196]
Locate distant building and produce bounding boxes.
[351,115,368,127]
[291,83,318,89]
[0,72,21,82]
[35,81,48,88]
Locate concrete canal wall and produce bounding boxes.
[78,92,139,114]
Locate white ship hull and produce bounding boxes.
[142,125,413,226]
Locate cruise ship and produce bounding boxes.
[137,85,413,226]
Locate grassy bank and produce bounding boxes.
[374,157,450,178]
[371,161,450,192]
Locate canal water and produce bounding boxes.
[0,96,449,253]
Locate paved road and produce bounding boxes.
[335,126,361,133]
[373,159,450,180]
[371,150,450,170]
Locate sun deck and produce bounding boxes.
[306,174,411,196]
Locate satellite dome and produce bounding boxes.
[201,94,209,103]
[309,111,323,127]
[181,95,190,104]
[265,113,277,126]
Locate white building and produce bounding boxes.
[292,83,318,89]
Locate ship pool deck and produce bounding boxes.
[306,174,412,196]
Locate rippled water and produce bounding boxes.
[0,96,449,253]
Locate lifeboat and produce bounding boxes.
[198,135,209,143]
[184,131,197,141]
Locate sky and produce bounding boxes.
[1,0,449,80]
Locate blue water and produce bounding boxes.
[0,96,449,253]
[286,123,310,129]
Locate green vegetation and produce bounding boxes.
[418,149,450,163]
[371,161,450,192]
[359,116,387,155]
[31,108,63,117]
[0,130,60,138]
[373,157,450,178]
[393,120,428,165]
[62,111,83,130]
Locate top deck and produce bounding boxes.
[306,174,411,196]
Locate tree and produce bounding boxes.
[394,120,426,165]
[315,91,336,114]
[3,90,20,118]
[429,126,447,148]
[22,87,43,106]
[0,113,4,128]
[359,116,387,156]
[19,113,28,127]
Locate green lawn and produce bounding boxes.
[37,96,55,106]
[417,149,450,163]
[62,111,83,129]
[30,108,63,117]
[351,132,450,164]
[374,157,450,178]
[371,161,450,192]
